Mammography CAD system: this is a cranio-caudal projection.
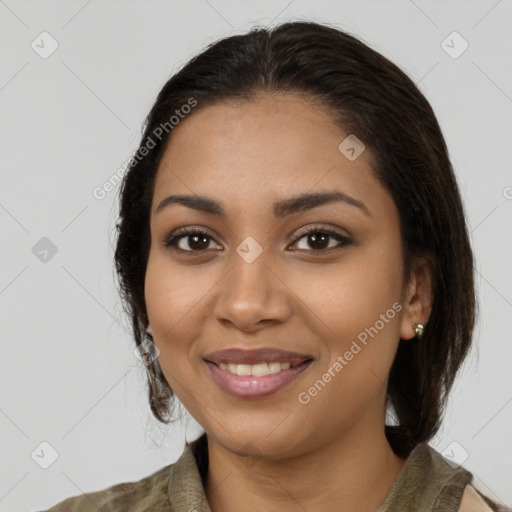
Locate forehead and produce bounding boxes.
[152,93,388,218]
[159,93,347,168]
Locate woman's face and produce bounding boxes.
[145,93,424,457]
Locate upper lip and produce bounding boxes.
[204,348,313,366]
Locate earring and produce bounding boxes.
[146,325,153,336]
[412,322,424,340]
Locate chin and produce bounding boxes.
[206,420,310,460]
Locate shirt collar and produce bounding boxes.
[167,435,473,512]
[167,433,211,512]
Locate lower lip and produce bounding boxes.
[205,360,313,399]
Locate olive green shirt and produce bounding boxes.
[40,433,506,511]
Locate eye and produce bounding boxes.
[163,225,352,255]
[163,228,222,253]
[290,226,352,252]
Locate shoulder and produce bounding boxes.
[40,463,173,512]
[458,485,493,511]
[417,445,510,512]
[458,485,512,512]
[378,442,510,512]
[39,435,209,512]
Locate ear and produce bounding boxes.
[399,256,434,340]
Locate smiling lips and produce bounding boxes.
[204,347,313,366]
[204,348,314,398]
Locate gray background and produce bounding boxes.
[0,0,511,510]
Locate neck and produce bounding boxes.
[204,421,407,512]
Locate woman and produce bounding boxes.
[42,20,510,512]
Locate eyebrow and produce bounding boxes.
[155,190,370,218]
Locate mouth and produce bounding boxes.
[203,348,314,398]
[204,347,313,367]
[208,359,312,376]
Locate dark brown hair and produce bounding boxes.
[114,21,475,458]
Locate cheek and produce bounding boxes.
[294,242,404,384]
[144,253,208,364]
[298,249,402,337]
[292,262,403,430]
[145,248,218,324]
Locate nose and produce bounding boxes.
[213,247,292,333]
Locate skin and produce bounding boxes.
[144,92,433,512]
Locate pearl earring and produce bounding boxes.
[412,322,424,339]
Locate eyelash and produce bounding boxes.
[162,225,352,255]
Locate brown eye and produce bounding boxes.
[183,233,210,251]
[163,226,352,255]
[291,228,352,252]
[163,228,221,253]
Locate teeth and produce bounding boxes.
[269,362,284,374]
[218,361,292,376]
